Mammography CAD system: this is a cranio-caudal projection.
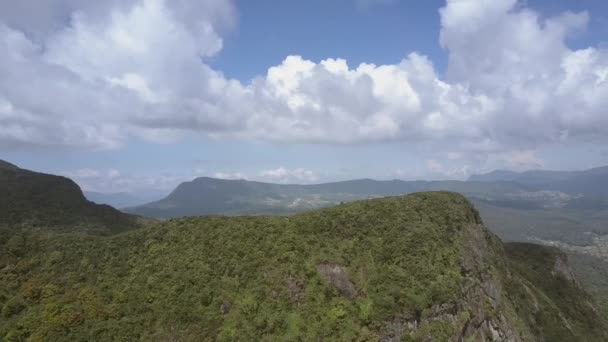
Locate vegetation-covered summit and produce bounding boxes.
[0,160,139,235]
[1,191,605,341]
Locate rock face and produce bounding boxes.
[380,221,522,342]
[552,255,578,284]
[505,242,607,341]
[316,264,358,299]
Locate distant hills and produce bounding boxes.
[127,166,608,220]
[2,191,605,340]
[469,166,608,197]
[0,160,140,235]
[126,177,525,218]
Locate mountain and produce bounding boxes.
[469,166,608,197]
[1,192,605,341]
[128,173,608,219]
[84,191,149,209]
[0,160,19,170]
[0,160,140,235]
[127,177,525,218]
[468,169,571,184]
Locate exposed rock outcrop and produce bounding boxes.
[316,263,358,299]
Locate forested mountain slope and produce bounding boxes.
[1,192,605,341]
[0,160,140,235]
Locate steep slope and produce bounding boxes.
[0,160,140,235]
[0,160,19,171]
[504,243,607,340]
[127,176,524,218]
[1,192,605,341]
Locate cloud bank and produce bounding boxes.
[1,0,607,161]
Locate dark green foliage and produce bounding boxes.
[567,252,608,319]
[0,193,474,340]
[505,243,607,341]
[0,160,19,170]
[1,192,605,341]
[0,161,140,235]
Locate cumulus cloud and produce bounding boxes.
[259,167,318,184]
[213,171,246,180]
[0,0,239,149]
[440,0,607,145]
[1,0,608,167]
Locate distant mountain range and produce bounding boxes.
[127,165,608,220]
[469,166,608,197]
[125,177,522,218]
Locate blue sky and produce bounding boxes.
[1,0,608,196]
[213,0,447,80]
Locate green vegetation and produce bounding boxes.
[1,191,606,341]
[504,243,607,341]
[0,162,140,235]
[568,252,608,319]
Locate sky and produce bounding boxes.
[1,0,608,196]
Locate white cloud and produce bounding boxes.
[259,167,318,184]
[1,0,608,170]
[213,171,246,180]
[497,150,545,171]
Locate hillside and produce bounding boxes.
[1,192,605,341]
[127,177,525,219]
[469,166,608,197]
[128,168,608,220]
[0,160,140,235]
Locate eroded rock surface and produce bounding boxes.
[316,263,358,299]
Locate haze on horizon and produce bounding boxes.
[1,0,608,196]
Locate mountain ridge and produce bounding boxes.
[469,166,608,196]
[0,160,140,235]
[127,176,527,218]
[1,191,606,340]
[0,160,605,340]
